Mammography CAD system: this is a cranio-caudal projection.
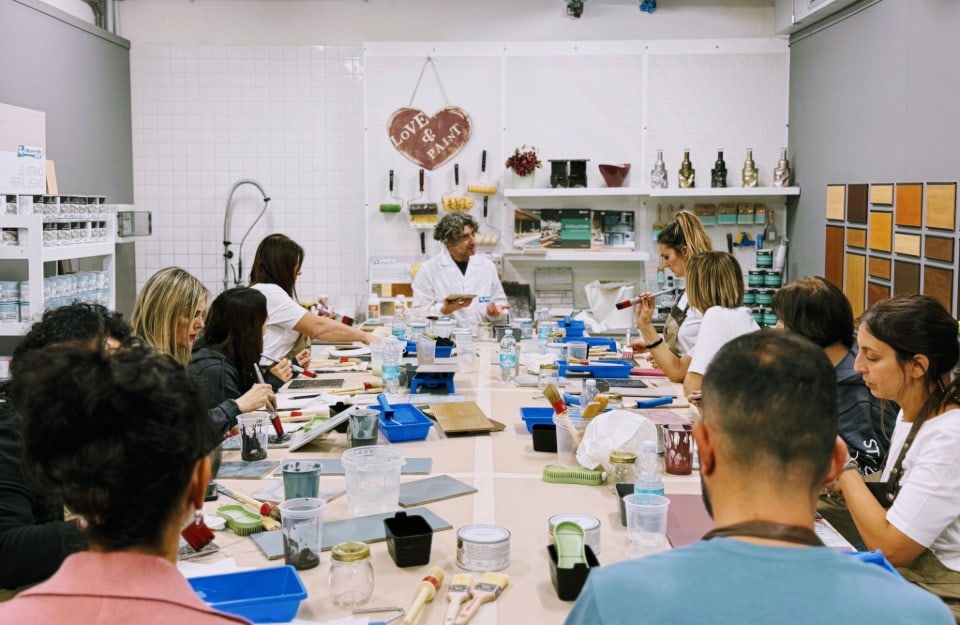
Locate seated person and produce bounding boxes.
[564,331,954,625]
[0,303,130,592]
[0,345,248,624]
[412,213,509,327]
[773,276,898,474]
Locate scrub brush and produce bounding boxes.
[216,504,264,536]
[542,465,605,486]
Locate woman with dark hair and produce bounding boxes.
[250,234,373,372]
[0,345,247,624]
[836,295,960,618]
[772,276,898,474]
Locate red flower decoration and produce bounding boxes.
[505,145,542,177]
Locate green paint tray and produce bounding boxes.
[217,504,263,536]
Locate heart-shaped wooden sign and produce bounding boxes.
[388,106,472,171]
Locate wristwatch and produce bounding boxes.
[841,457,860,475]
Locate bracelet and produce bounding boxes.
[646,336,664,349]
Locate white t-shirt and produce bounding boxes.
[882,408,960,571]
[675,290,703,357]
[687,306,760,376]
[250,283,309,360]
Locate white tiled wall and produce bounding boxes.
[130,44,366,310]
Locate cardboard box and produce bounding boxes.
[0,103,46,194]
[514,209,592,249]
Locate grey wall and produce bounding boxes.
[0,0,132,203]
[788,0,960,279]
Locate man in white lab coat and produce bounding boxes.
[412,212,509,327]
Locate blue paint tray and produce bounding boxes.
[189,565,306,623]
[404,340,454,357]
[557,359,633,378]
[560,336,618,351]
[373,402,434,442]
[521,407,556,433]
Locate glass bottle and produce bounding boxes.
[537,363,559,391]
[650,149,668,189]
[609,450,638,491]
[392,294,407,340]
[634,440,665,496]
[499,333,518,383]
[328,541,374,608]
[711,149,727,188]
[741,148,759,188]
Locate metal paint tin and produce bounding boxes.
[755,288,775,305]
[456,524,511,571]
[764,270,783,288]
[549,514,602,555]
[755,249,773,268]
[763,310,779,327]
[742,289,757,305]
[747,270,766,287]
[750,307,765,325]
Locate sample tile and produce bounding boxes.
[894,233,921,256]
[868,212,892,252]
[868,282,891,308]
[895,183,923,227]
[869,256,892,280]
[846,184,868,224]
[825,226,845,289]
[893,260,921,296]
[871,184,894,206]
[847,228,867,249]
[844,253,866,318]
[826,185,846,220]
[926,183,957,230]
[925,236,955,263]
[924,265,955,315]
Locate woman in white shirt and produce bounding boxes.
[837,295,960,618]
[635,251,759,395]
[249,234,374,371]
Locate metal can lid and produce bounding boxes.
[609,450,638,464]
[548,513,601,533]
[457,524,511,544]
[331,541,370,562]
[539,363,559,371]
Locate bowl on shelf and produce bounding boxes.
[599,164,631,188]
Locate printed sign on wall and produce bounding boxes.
[388,106,471,171]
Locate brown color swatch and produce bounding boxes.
[925,236,955,263]
[871,184,894,206]
[923,266,954,315]
[846,184,868,224]
[894,233,921,257]
[847,228,867,249]
[844,253,866,317]
[894,261,921,296]
[868,212,892,252]
[826,185,846,221]
[869,256,892,280]
[825,226,845,289]
[868,282,890,308]
[926,183,957,230]
[895,183,923,227]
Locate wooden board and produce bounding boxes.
[871,183,894,206]
[894,233,921,257]
[893,260,921,296]
[924,265,955,316]
[925,236,955,263]
[868,282,890,308]
[868,212,892,252]
[926,183,957,230]
[846,228,867,249]
[825,226,845,289]
[843,253,866,318]
[846,184,868,224]
[826,185,846,220]
[429,401,501,434]
[868,256,892,280]
[895,183,923,227]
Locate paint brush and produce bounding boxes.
[403,566,445,625]
[181,516,215,550]
[216,484,282,521]
[452,572,509,625]
[260,353,316,378]
[542,383,566,415]
[329,381,383,395]
[614,287,675,310]
[253,364,284,437]
[443,574,474,625]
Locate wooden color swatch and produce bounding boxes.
[868,282,890,308]
[869,256,892,280]
[924,266,955,315]
[826,185,846,220]
[844,253,866,317]
[926,183,957,230]
[825,226,845,289]
[894,261,921,296]
[846,184,868,224]
[871,184,893,206]
[925,236,955,263]
[847,228,867,249]
[430,401,501,434]
[868,212,892,252]
[895,183,923,227]
[894,233,921,257]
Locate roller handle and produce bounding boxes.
[454,164,459,186]
[377,392,393,418]
[389,169,394,192]
[419,168,425,193]
[420,230,426,254]
[227,489,272,517]
[483,196,488,218]
[481,149,487,173]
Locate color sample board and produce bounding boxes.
[271,457,433,476]
[926,183,956,230]
[895,183,922,227]
[216,461,280,479]
[824,225,845,289]
[399,474,477,507]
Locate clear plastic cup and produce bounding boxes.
[278,497,325,570]
[417,337,437,365]
[623,493,670,555]
[553,409,586,465]
[341,445,406,515]
[567,341,589,361]
[238,412,268,461]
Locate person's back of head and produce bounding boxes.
[772,276,854,349]
[249,233,304,296]
[701,330,837,489]
[10,344,212,553]
[685,251,744,312]
[131,267,208,367]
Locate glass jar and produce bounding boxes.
[329,541,374,608]
[609,450,638,491]
[538,363,559,391]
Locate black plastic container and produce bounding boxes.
[532,424,558,453]
[383,512,433,567]
[547,543,600,601]
[616,482,633,526]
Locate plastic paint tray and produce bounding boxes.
[404,340,454,357]
[374,402,434,442]
[188,565,307,623]
[560,336,618,352]
[521,407,556,433]
[557,359,634,378]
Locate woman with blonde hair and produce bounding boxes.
[632,210,713,356]
[635,251,759,396]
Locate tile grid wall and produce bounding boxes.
[130,44,366,310]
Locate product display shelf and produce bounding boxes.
[503,250,651,263]
[503,186,800,199]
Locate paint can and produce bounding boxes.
[548,513,601,555]
[456,524,511,571]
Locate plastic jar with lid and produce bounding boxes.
[609,450,638,491]
[328,541,374,608]
[538,363,559,391]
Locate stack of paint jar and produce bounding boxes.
[744,249,782,328]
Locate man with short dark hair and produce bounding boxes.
[564,330,954,625]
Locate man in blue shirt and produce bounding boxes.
[565,330,954,625]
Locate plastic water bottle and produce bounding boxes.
[392,295,407,340]
[581,378,599,408]
[381,337,403,394]
[635,440,665,496]
[367,292,380,324]
[499,333,518,383]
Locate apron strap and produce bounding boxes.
[703,520,823,546]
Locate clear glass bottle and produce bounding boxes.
[328,541,374,608]
[499,333,518,382]
[537,363,559,391]
[609,450,638,491]
[392,294,407,340]
[634,440,665,496]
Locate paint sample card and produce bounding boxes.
[216,461,279,479]
[399,474,477,507]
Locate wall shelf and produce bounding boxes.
[503,186,801,199]
[504,250,651,262]
[504,187,645,199]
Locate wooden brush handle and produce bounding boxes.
[453,593,493,625]
[228,490,272,516]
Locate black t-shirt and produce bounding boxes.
[454,259,469,275]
